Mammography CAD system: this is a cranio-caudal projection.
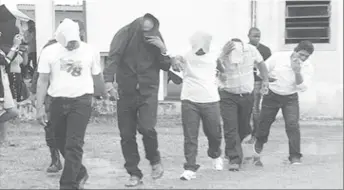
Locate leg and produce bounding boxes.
[199,102,222,160]
[254,91,281,154]
[238,94,254,142]
[117,95,142,179]
[219,91,242,166]
[0,122,6,144]
[252,81,262,137]
[281,94,302,162]
[181,100,201,172]
[137,94,163,179]
[60,95,92,189]
[0,108,18,123]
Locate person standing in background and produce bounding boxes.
[247,27,272,144]
[22,20,36,79]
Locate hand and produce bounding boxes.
[260,81,269,95]
[146,36,167,54]
[171,56,185,72]
[268,77,277,82]
[13,34,23,47]
[105,82,119,101]
[218,72,227,82]
[29,94,36,106]
[36,106,48,126]
[291,58,302,73]
[221,41,235,57]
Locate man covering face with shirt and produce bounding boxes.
[217,38,269,171]
[253,41,314,165]
[103,13,171,187]
[36,18,107,190]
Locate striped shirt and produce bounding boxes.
[218,43,263,94]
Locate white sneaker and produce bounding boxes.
[213,157,224,171]
[180,170,196,181]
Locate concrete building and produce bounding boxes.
[17,4,83,29]
[20,0,344,118]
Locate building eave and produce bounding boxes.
[17,4,83,12]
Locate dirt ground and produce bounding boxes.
[0,117,343,189]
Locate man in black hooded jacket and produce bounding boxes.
[103,13,172,187]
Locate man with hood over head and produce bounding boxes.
[103,13,172,187]
[36,18,107,189]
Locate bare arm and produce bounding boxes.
[256,61,269,83]
[36,73,50,109]
[295,72,303,85]
[93,73,107,97]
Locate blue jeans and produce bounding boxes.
[50,94,92,189]
[181,100,222,172]
[255,90,302,160]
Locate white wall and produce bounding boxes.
[19,9,84,29]
[86,0,252,99]
[257,0,343,118]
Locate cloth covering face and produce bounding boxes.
[54,18,80,47]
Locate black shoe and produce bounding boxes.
[253,140,264,155]
[228,160,240,172]
[77,172,89,190]
[47,148,62,173]
[253,156,263,167]
[151,162,164,180]
[290,157,302,165]
[125,176,143,187]
[246,136,257,144]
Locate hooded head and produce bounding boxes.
[189,31,212,55]
[126,13,161,42]
[54,18,81,51]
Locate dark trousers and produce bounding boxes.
[252,81,262,136]
[44,96,55,148]
[182,100,222,172]
[255,90,302,160]
[219,90,254,164]
[50,94,92,189]
[117,91,161,179]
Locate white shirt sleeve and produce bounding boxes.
[91,49,102,75]
[252,46,264,66]
[296,62,313,92]
[264,53,277,73]
[37,47,51,74]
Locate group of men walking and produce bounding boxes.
[5,12,314,189]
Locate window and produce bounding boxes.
[285,1,331,44]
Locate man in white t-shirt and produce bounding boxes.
[253,41,314,165]
[36,19,106,190]
[172,31,223,181]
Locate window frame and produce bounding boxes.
[278,0,338,51]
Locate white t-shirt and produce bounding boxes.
[261,52,313,95]
[37,42,101,98]
[180,51,220,103]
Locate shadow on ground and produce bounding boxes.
[0,118,343,189]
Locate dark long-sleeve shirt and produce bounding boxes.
[252,43,271,81]
[103,14,171,96]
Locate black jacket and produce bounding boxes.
[103,13,171,96]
